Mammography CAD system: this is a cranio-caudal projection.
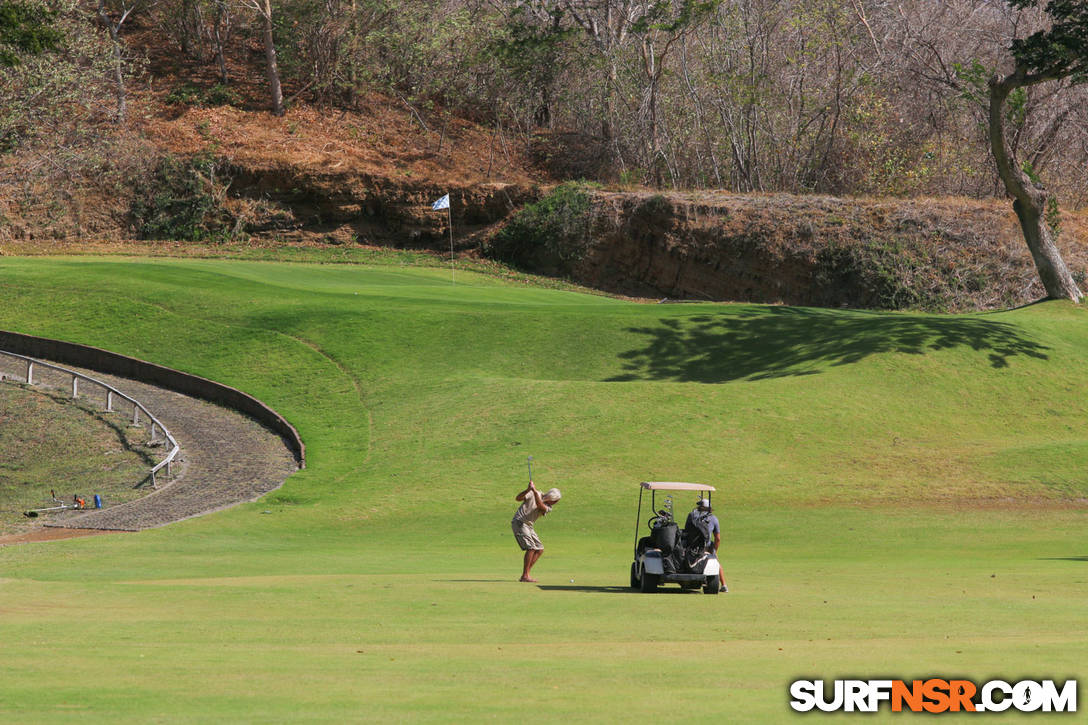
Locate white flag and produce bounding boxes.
[432,194,450,211]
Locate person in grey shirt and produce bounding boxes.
[512,480,562,582]
[686,498,727,592]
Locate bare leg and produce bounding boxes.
[715,546,727,591]
[520,549,543,582]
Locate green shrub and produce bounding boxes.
[487,182,593,274]
[129,153,240,241]
[637,194,673,220]
[203,83,241,107]
[164,83,240,107]
[814,241,925,310]
[811,239,1011,312]
[164,84,203,106]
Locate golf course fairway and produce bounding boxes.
[0,256,1085,722]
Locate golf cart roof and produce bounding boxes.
[640,482,716,492]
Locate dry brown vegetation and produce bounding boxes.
[2,0,1087,311]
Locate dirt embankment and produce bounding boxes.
[222,163,536,247]
[149,103,542,246]
[3,89,1086,311]
[207,172,1086,311]
[0,99,543,247]
[566,191,1088,311]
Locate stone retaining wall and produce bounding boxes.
[0,329,305,469]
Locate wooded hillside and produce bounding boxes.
[1,0,1086,310]
[5,0,1088,196]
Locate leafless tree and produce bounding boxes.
[987,0,1085,302]
[238,0,284,114]
[96,0,141,123]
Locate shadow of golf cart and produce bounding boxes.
[630,482,721,594]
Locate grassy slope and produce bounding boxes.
[0,386,149,534]
[0,257,1085,722]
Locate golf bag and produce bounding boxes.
[683,511,714,569]
[652,522,682,573]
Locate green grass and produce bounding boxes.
[0,256,1085,722]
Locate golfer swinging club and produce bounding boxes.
[512,479,561,582]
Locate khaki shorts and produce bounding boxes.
[512,521,543,551]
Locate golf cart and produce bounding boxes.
[630,482,721,594]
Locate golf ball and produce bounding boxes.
[570,578,575,583]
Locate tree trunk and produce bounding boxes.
[603,57,617,142]
[179,0,194,56]
[260,0,285,116]
[535,85,551,129]
[108,28,126,123]
[95,0,128,124]
[347,0,358,107]
[213,0,229,85]
[642,38,663,186]
[989,73,1082,302]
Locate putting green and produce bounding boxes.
[0,257,1085,722]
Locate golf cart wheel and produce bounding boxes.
[630,563,640,590]
[703,576,720,595]
[640,570,659,593]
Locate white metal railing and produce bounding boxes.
[0,350,179,487]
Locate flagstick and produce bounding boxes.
[447,199,455,285]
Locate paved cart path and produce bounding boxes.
[1,360,298,533]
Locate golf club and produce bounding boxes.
[526,455,533,483]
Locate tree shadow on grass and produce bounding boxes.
[607,307,1050,383]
